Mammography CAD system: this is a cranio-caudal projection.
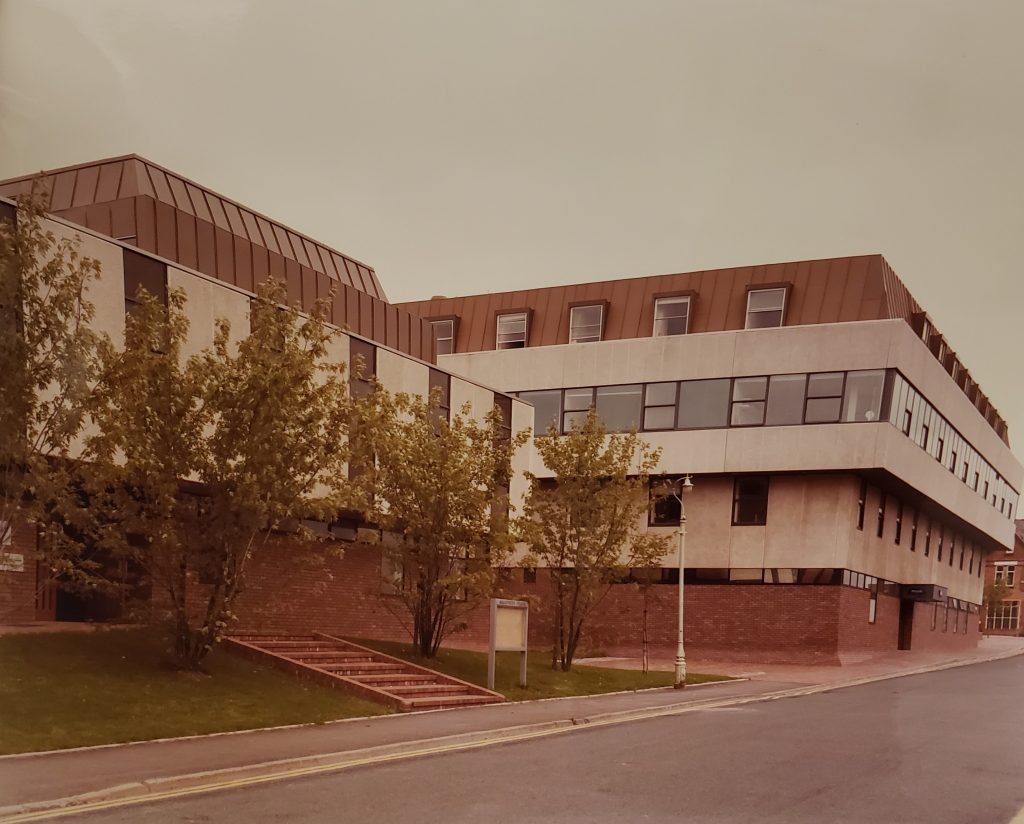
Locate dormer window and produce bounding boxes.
[653,296,691,336]
[431,318,456,355]
[745,288,787,329]
[496,312,528,349]
[569,304,603,343]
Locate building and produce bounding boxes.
[398,257,1022,662]
[983,520,1024,636]
[0,156,532,637]
[1,155,1021,665]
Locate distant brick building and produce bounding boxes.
[983,520,1024,636]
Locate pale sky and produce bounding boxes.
[1,0,1021,451]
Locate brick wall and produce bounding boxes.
[908,598,982,653]
[0,521,42,624]
[836,587,899,655]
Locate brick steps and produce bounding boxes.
[225,632,505,713]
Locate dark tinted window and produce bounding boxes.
[678,379,731,429]
[765,373,806,425]
[123,249,167,314]
[518,390,561,435]
[733,476,769,525]
[595,384,642,432]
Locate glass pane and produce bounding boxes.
[731,401,765,426]
[729,568,763,581]
[562,410,589,431]
[643,406,676,430]
[569,305,603,342]
[563,387,594,411]
[840,369,885,422]
[747,288,786,312]
[677,379,731,429]
[653,297,689,336]
[733,376,767,402]
[807,372,844,398]
[517,390,561,435]
[435,338,453,356]
[765,373,806,425]
[805,396,842,423]
[645,382,677,406]
[745,309,783,329]
[595,384,642,433]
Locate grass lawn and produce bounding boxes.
[355,638,732,701]
[0,628,388,755]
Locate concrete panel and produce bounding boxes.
[376,347,428,399]
[167,266,249,361]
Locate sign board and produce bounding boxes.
[488,598,529,690]
[0,553,24,573]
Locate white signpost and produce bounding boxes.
[487,598,529,691]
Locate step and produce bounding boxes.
[256,641,350,651]
[318,662,408,675]
[383,684,471,696]
[287,651,375,661]
[233,635,316,642]
[351,673,438,686]
[404,694,502,710]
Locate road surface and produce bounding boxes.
[69,656,1024,823]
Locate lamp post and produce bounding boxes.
[674,474,694,689]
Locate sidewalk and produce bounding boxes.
[1,637,1021,818]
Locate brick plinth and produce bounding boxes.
[0,521,41,624]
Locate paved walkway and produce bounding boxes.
[576,635,1024,684]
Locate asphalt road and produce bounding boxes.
[71,656,1024,824]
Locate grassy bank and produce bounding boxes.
[0,628,387,755]
[355,638,731,701]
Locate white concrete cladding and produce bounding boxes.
[33,212,532,512]
[440,318,1023,550]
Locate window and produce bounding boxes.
[650,480,681,526]
[958,541,965,571]
[876,491,886,538]
[869,592,878,624]
[496,312,528,349]
[931,603,938,631]
[949,533,955,567]
[765,373,806,426]
[949,449,957,474]
[902,409,912,436]
[523,567,537,584]
[595,384,642,432]
[973,471,980,492]
[923,518,931,557]
[731,376,768,426]
[894,500,903,545]
[562,387,594,431]
[431,319,456,355]
[994,563,1016,587]
[936,527,944,563]
[745,288,786,329]
[653,296,690,336]
[349,338,376,399]
[518,390,561,435]
[968,547,974,575]
[987,601,1020,630]
[643,383,677,430]
[677,379,731,429]
[569,304,603,343]
[920,424,930,450]
[494,394,513,442]
[733,477,769,525]
[805,372,844,423]
[123,249,168,315]
[428,368,451,424]
[841,370,884,422]
[857,480,867,531]
[910,509,918,551]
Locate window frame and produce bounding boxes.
[495,309,531,350]
[732,476,770,526]
[744,285,789,330]
[568,301,607,344]
[652,293,693,337]
[429,316,458,356]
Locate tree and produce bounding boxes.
[82,279,371,668]
[368,388,528,657]
[0,192,109,618]
[983,579,1012,633]
[517,411,670,672]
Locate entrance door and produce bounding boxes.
[898,599,914,650]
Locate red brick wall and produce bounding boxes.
[908,599,982,653]
[0,521,42,624]
[836,588,899,655]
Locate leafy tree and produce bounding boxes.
[368,389,528,657]
[983,579,1012,632]
[517,411,670,672]
[82,280,372,668]
[0,192,110,618]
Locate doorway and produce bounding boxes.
[898,599,914,650]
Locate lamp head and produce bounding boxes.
[681,474,694,495]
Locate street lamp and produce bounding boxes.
[674,474,694,688]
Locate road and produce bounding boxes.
[68,656,1024,824]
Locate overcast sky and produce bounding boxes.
[1,0,1021,450]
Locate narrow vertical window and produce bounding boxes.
[732,477,770,526]
[349,338,376,398]
[894,500,903,545]
[876,492,886,539]
[936,527,944,563]
[642,382,678,431]
[428,368,451,424]
[123,249,168,315]
[569,304,604,343]
[745,288,787,329]
[856,480,867,531]
[923,518,931,557]
[652,296,690,336]
[909,509,918,551]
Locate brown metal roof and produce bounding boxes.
[398,254,1009,444]
[0,154,387,301]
